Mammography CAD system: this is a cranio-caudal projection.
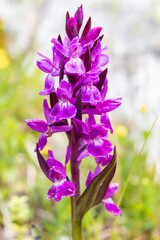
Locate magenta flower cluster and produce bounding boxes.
[25,6,122,216]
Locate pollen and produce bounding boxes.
[115,125,128,137]
[41,144,51,155]
[0,48,10,69]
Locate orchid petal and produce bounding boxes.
[86,27,102,43]
[49,166,66,182]
[95,154,112,166]
[47,180,76,201]
[104,183,119,199]
[86,165,102,187]
[47,157,64,169]
[81,85,101,106]
[100,114,113,134]
[103,198,122,216]
[37,58,53,73]
[65,58,85,75]
[99,54,109,67]
[51,125,73,133]
[39,74,55,96]
[77,149,89,162]
[87,139,113,157]
[72,118,89,135]
[50,101,77,122]
[97,98,122,113]
[43,99,53,124]
[51,38,67,56]
[57,80,73,101]
[65,145,71,166]
[38,133,47,151]
[25,119,48,133]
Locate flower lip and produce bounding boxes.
[89,124,108,140]
[49,166,66,182]
[56,80,73,101]
[46,180,76,201]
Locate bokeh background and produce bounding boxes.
[0,0,160,239]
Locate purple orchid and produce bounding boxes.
[86,165,122,216]
[50,80,77,122]
[46,149,76,201]
[26,6,122,238]
[73,116,113,164]
[74,71,102,106]
[51,36,85,75]
[37,47,63,76]
[25,99,72,150]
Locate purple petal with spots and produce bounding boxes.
[51,38,67,56]
[100,114,113,134]
[77,149,89,162]
[101,78,108,101]
[72,118,89,135]
[50,101,77,122]
[85,171,94,188]
[65,58,85,75]
[86,109,96,125]
[57,80,73,101]
[52,46,63,70]
[38,133,47,151]
[87,139,113,157]
[81,85,101,106]
[47,157,64,169]
[48,150,54,158]
[47,180,76,201]
[86,27,102,43]
[37,54,53,73]
[49,166,66,182]
[95,154,113,166]
[25,119,48,133]
[39,74,55,96]
[104,183,119,199]
[85,165,101,187]
[103,198,122,216]
[83,72,99,85]
[91,39,101,62]
[99,54,109,67]
[89,124,108,139]
[97,98,122,113]
[43,99,53,124]
[47,184,56,200]
[68,38,82,58]
[51,125,73,133]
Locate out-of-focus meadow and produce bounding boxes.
[0,0,160,239]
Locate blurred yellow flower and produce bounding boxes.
[41,144,51,155]
[0,48,10,69]
[115,125,128,137]
[140,103,148,113]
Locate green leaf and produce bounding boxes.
[93,163,116,206]
[75,147,117,221]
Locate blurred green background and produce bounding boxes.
[0,0,160,239]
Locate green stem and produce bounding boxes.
[70,125,82,240]
[73,219,82,240]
